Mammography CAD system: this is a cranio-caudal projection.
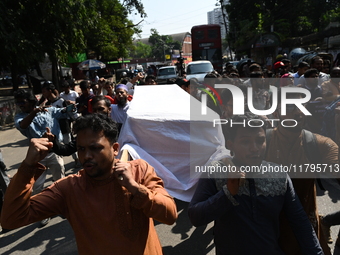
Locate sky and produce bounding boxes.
[129,0,219,39]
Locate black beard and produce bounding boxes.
[117,98,127,106]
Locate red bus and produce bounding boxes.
[191,24,223,73]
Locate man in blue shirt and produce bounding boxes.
[188,113,323,255]
[14,89,66,195]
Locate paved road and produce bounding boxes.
[0,127,215,255]
[0,126,340,254]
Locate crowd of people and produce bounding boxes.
[0,53,340,254]
[186,54,340,255]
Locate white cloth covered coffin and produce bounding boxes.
[118,85,229,202]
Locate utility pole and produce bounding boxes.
[159,39,166,63]
[219,0,233,61]
[163,44,166,63]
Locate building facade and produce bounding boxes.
[207,8,226,40]
[207,0,229,40]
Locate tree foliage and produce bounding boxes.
[130,41,152,59]
[223,0,340,51]
[148,29,181,60]
[0,0,145,89]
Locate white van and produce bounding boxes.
[186,60,214,83]
[157,66,178,84]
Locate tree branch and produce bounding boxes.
[126,19,144,28]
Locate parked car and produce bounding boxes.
[156,66,178,84]
[0,76,12,87]
[185,60,214,83]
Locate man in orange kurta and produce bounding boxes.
[1,114,177,255]
[265,94,338,255]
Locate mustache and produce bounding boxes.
[82,160,97,166]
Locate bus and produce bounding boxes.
[191,24,223,73]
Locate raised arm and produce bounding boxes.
[0,138,62,229]
[43,127,77,156]
[18,107,47,129]
[114,159,177,225]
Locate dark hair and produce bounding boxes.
[223,112,266,142]
[250,71,264,78]
[249,63,261,72]
[204,73,218,86]
[119,78,129,85]
[42,81,56,91]
[14,89,37,105]
[310,56,323,65]
[298,61,309,69]
[73,114,118,144]
[91,95,111,108]
[323,59,331,66]
[80,80,90,90]
[61,80,70,87]
[204,73,218,79]
[281,59,291,65]
[304,68,318,78]
[105,81,113,87]
[145,75,156,82]
[264,70,274,78]
[91,83,99,89]
[229,67,239,74]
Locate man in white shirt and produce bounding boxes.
[110,84,130,135]
[297,56,329,86]
[293,61,309,85]
[60,81,79,105]
[59,81,80,167]
[90,92,129,137]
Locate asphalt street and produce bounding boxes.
[0,127,215,255]
[0,126,340,254]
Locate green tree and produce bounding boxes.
[148,29,181,61]
[224,0,339,52]
[0,0,145,90]
[131,41,152,58]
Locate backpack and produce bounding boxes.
[266,128,325,190]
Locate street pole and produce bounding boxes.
[163,44,166,63]
[219,0,233,61]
